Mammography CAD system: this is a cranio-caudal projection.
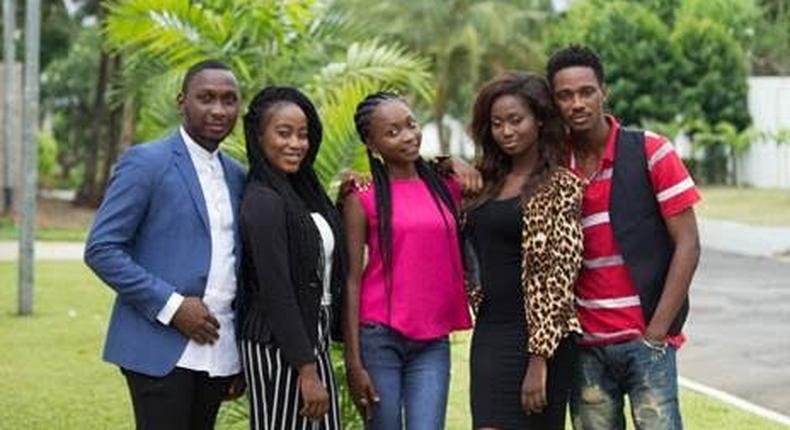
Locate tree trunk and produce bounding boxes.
[74,49,109,207]
[99,97,137,202]
[434,87,450,155]
[436,109,449,155]
[118,96,137,153]
[434,59,451,155]
[96,55,129,204]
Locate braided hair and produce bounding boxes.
[243,86,347,335]
[353,92,460,303]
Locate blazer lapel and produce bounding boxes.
[172,133,210,233]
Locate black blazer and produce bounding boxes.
[238,182,324,368]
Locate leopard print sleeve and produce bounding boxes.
[522,169,585,357]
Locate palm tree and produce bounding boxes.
[103,1,434,425]
[334,0,549,153]
[103,0,434,192]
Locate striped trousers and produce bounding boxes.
[241,339,341,430]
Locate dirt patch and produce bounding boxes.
[5,197,95,230]
[38,198,95,229]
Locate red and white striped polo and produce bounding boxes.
[569,115,701,347]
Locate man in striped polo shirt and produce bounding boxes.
[547,45,701,429]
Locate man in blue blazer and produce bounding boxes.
[85,60,247,429]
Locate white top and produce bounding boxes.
[310,212,334,306]
[154,127,240,377]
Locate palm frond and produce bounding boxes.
[313,81,372,192]
[312,40,434,104]
[310,40,435,190]
[105,0,231,68]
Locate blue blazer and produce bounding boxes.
[84,131,246,377]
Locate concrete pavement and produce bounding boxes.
[699,219,790,258]
[0,241,84,262]
[679,249,790,417]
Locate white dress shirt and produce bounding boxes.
[310,213,335,306]
[155,127,240,377]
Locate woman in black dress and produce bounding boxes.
[466,72,585,429]
[239,86,346,429]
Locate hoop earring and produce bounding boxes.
[368,148,384,164]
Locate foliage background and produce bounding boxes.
[10,0,787,197]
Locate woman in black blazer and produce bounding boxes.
[238,86,346,430]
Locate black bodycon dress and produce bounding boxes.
[468,196,576,430]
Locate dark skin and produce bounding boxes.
[170,67,245,399]
[176,68,240,152]
[235,100,352,416]
[552,66,701,346]
[482,94,547,426]
[298,363,330,418]
[344,100,425,420]
[342,192,380,421]
[256,103,330,419]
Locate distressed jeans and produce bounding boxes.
[570,338,683,430]
[359,323,451,430]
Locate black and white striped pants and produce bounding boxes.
[241,339,341,430]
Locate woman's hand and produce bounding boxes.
[521,355,548,415]
[298,363,330,419]
[346,364,380,421]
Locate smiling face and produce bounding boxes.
[490,94,540,159]
[367,100,422,166]
[551,65,607,135]
[177,68,240,149]
[258,102,309,174]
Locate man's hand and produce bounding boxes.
[171,297,220,344]
[338,171,372,201]
[448,157,483,195]
[224,374,246,401]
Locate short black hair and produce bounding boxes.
[546,45,605,87]
[181,59,234,93]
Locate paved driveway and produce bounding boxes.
[0,241,84,262]
[679,249,790,415]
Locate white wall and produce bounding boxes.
[420,116,476,159]
[740,77,790,189]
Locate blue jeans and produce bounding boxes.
[570,338,683,430]
[359,323,451,430]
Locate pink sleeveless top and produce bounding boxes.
[354,177,472,340]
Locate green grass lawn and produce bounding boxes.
[698,186,790,226]
[0,218,88,241]
[1,262,787,429]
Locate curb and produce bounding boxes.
[679,376,790,427]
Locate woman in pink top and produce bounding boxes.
[342,92,472,430]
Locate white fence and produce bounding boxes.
[739,77,790,189]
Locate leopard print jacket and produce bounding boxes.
[467,167,585,358]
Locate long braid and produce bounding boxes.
[354,92,463,317]
[354,92,399,292]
